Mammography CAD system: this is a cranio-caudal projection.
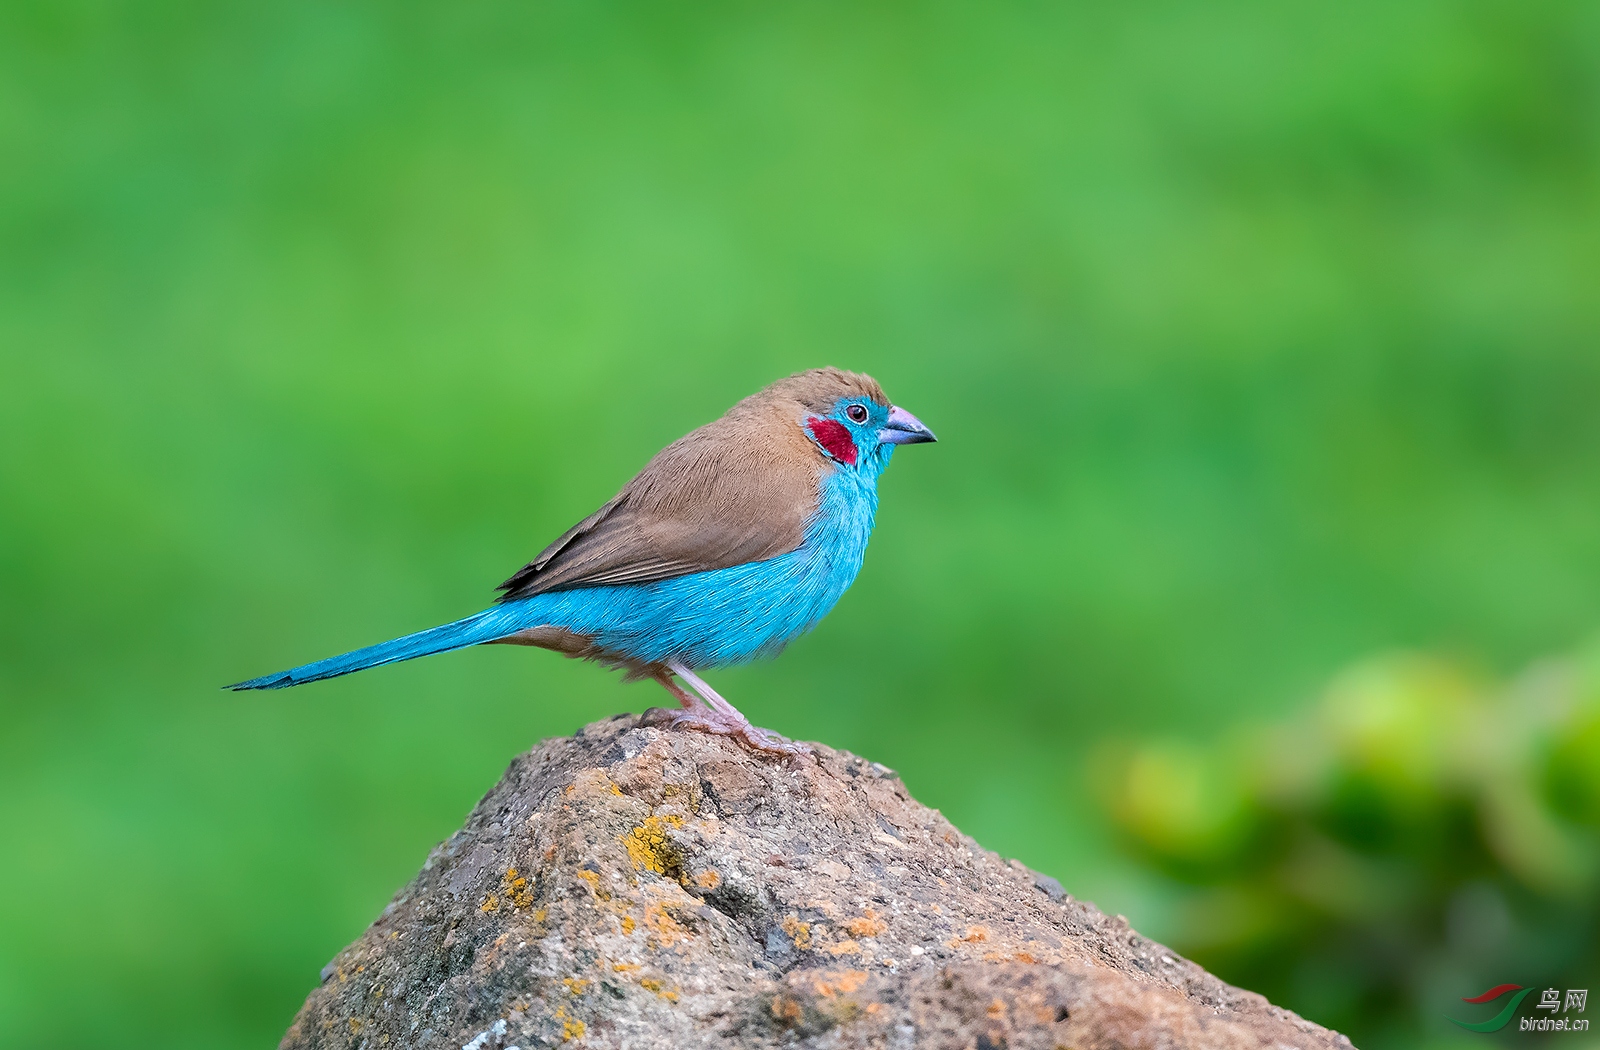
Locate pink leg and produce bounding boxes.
[650,661,809,757]
[650,668,704,711]
[670,663,744,720]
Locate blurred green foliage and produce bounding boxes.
[2,1,1599,1047]
[1098,644,1600,1048]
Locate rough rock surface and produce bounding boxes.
[282,714,1353,1050]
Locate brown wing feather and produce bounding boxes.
[496,387,833,602]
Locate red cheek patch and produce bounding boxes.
[806,417,858,465]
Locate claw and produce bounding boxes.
[664,708,811,756]
[646,661,809,756]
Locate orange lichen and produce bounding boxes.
[640,977,680,1002]
[612,962,640,973]
[780,914,813,950]
[502,867,535,908]
[692,868,721,890]
[977,947,1044,964]
[947,925,991,949]
[620,915,636,934]
[771,994,804,1025]
[574,869,610,900]
[810,969,869,997]
[480,894,498,912]
[623,815,685,875]
[644,902,691,948]
[824,939,863,956]
[845,910,887,938]
[563,977,591,996]
[553,1004,586,1041]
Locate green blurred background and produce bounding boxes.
[3,1,1599,1047]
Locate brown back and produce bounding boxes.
[497,368,888,601]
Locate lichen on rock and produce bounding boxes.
[279,714,1353,1049]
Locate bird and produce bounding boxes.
[230,367,936,754]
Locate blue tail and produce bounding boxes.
[228,606,525,690]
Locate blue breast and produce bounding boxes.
[504,466,881,668]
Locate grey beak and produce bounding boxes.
[879,405,937,445]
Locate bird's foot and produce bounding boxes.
[662,708,811,756]
[645,661,811,757]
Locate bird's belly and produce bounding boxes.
[510,551,839,668]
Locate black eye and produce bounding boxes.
[846,403,869,424]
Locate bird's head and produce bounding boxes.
[758,367,937,476]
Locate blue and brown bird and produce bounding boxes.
[231,368,936,753]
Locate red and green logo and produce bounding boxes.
[1450,984,1534,1032]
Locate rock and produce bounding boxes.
[281,714,1353,1049]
